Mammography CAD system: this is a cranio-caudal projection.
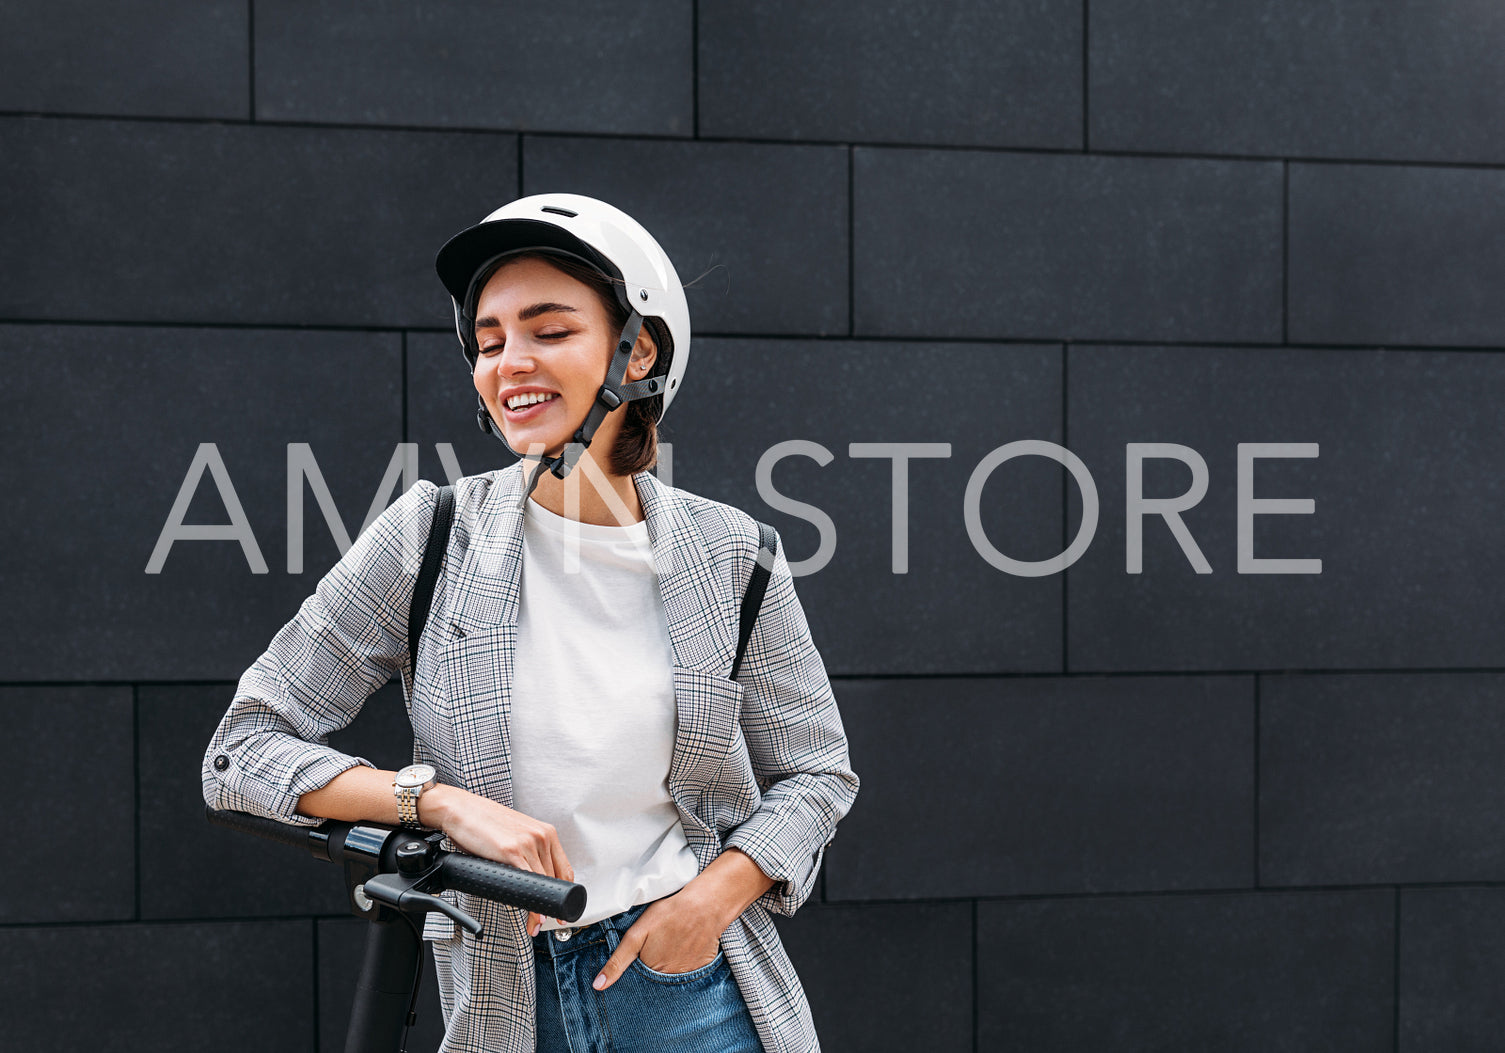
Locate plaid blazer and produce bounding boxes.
[202,460,860,1053]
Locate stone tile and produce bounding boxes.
[1261,672,1505,886]
[827,674,1254,899]
[855,148,1282,343]
[0,324,402,681]
[255,0,692,135]
[1091,0,1505,163]
[1290,162,1505,347]
[0,117,513,327]
[979,890,1393,1052]
[1,919,313,1051]
[0,685,134,922]
[1067,344,1505,671]
[1400,887,1505,1053]
[700,0,1080,148]
[0,0,247,119]
[773,900,972,1053]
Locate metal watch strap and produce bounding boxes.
[396,783,423,829]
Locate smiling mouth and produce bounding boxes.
[504,392,559,413]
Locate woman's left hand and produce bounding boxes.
[591,847,777,991]
[592,890,725,990]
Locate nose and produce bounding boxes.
[476,338,535,380]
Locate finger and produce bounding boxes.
[593,923,646,991]
[533,822,565,881]
[547,833,574,886]
[512,844,545,937]
[513,843,546,879]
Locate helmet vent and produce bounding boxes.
[541,206,578,218]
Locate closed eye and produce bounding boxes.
[478,332,571,355]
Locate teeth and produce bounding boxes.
[506,392,558,411]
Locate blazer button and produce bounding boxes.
[213,754,230,772]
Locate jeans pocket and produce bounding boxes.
[629,949,726,985]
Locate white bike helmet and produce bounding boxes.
[435,193,691,501]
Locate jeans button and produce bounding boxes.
[554,928,572,942]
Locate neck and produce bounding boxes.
[524,450,644,526]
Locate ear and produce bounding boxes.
[629,323,658,379]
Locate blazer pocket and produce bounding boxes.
[667,667,755,835]
[667,666,743,782]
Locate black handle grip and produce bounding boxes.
[437,854,587,922]
[205,805,320,850]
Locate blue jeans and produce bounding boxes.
[532,897,763,1053]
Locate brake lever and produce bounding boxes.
[351,832,484,936]
[362,870,484,937]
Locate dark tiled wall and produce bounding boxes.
[6,2,1503,1050]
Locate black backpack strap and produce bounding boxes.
[730,520,779,681]
[408,484,455,685]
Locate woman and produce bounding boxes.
[202,193,859,1053]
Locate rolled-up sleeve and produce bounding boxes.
[202,479,439,826]
[722,530,859,916]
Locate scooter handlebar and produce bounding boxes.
[205,804,320,850]
[205,805,588,923]
[438,853,586,922]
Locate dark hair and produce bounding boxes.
[496,250,670,476]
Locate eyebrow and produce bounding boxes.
[474,302,579,330]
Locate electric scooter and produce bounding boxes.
[205,806,586,1053]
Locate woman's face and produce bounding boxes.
[471,255,652,459]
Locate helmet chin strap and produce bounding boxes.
[476,310,659,509]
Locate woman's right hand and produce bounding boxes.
[421,783,575,937]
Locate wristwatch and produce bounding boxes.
[393,763,437,830]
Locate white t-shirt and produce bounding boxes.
[507,496,701,930]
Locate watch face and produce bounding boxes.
[395,763,436,789]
